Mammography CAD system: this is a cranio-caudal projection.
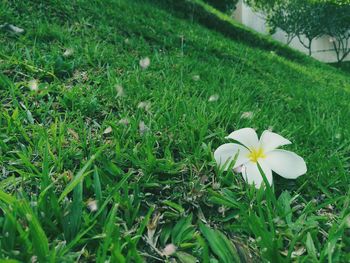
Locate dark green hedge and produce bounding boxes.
[202,0,239,13]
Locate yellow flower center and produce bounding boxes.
[248,148,266,163]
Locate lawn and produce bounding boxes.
[0,0,350,262]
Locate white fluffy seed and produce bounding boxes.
[162,244,177,256]
[139,121,150,135]
[116,85,125,97]
[139,57,150,69]
[28,79,39,91]
[240,111,254,119]
[192,75,200,81]
[63,48,74,57]
[137,101,151,111]
[87,200,98,212]
[208,94,219,102]
[118,118,130,126]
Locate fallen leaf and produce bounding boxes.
[68,128,79,140]
[291,247,306,258]
[103,126,113,134]
[0,23,25,34]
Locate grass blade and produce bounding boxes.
[58,147,105,202]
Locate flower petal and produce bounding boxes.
[243,160,273,188]
[264,150,307,179]
[214,143,250,171]
[225,128,259,150]
[259,130,291,153]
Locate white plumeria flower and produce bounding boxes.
[214,128,307,188]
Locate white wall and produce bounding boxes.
[233,0,350,63]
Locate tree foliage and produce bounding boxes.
[245,0,350,61]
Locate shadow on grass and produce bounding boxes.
[330,62,350,75]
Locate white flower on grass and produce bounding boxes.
[139,57,150,69]
[28,79,39,91]
[214,128,307,188]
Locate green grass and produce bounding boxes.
[1,0,350,262]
